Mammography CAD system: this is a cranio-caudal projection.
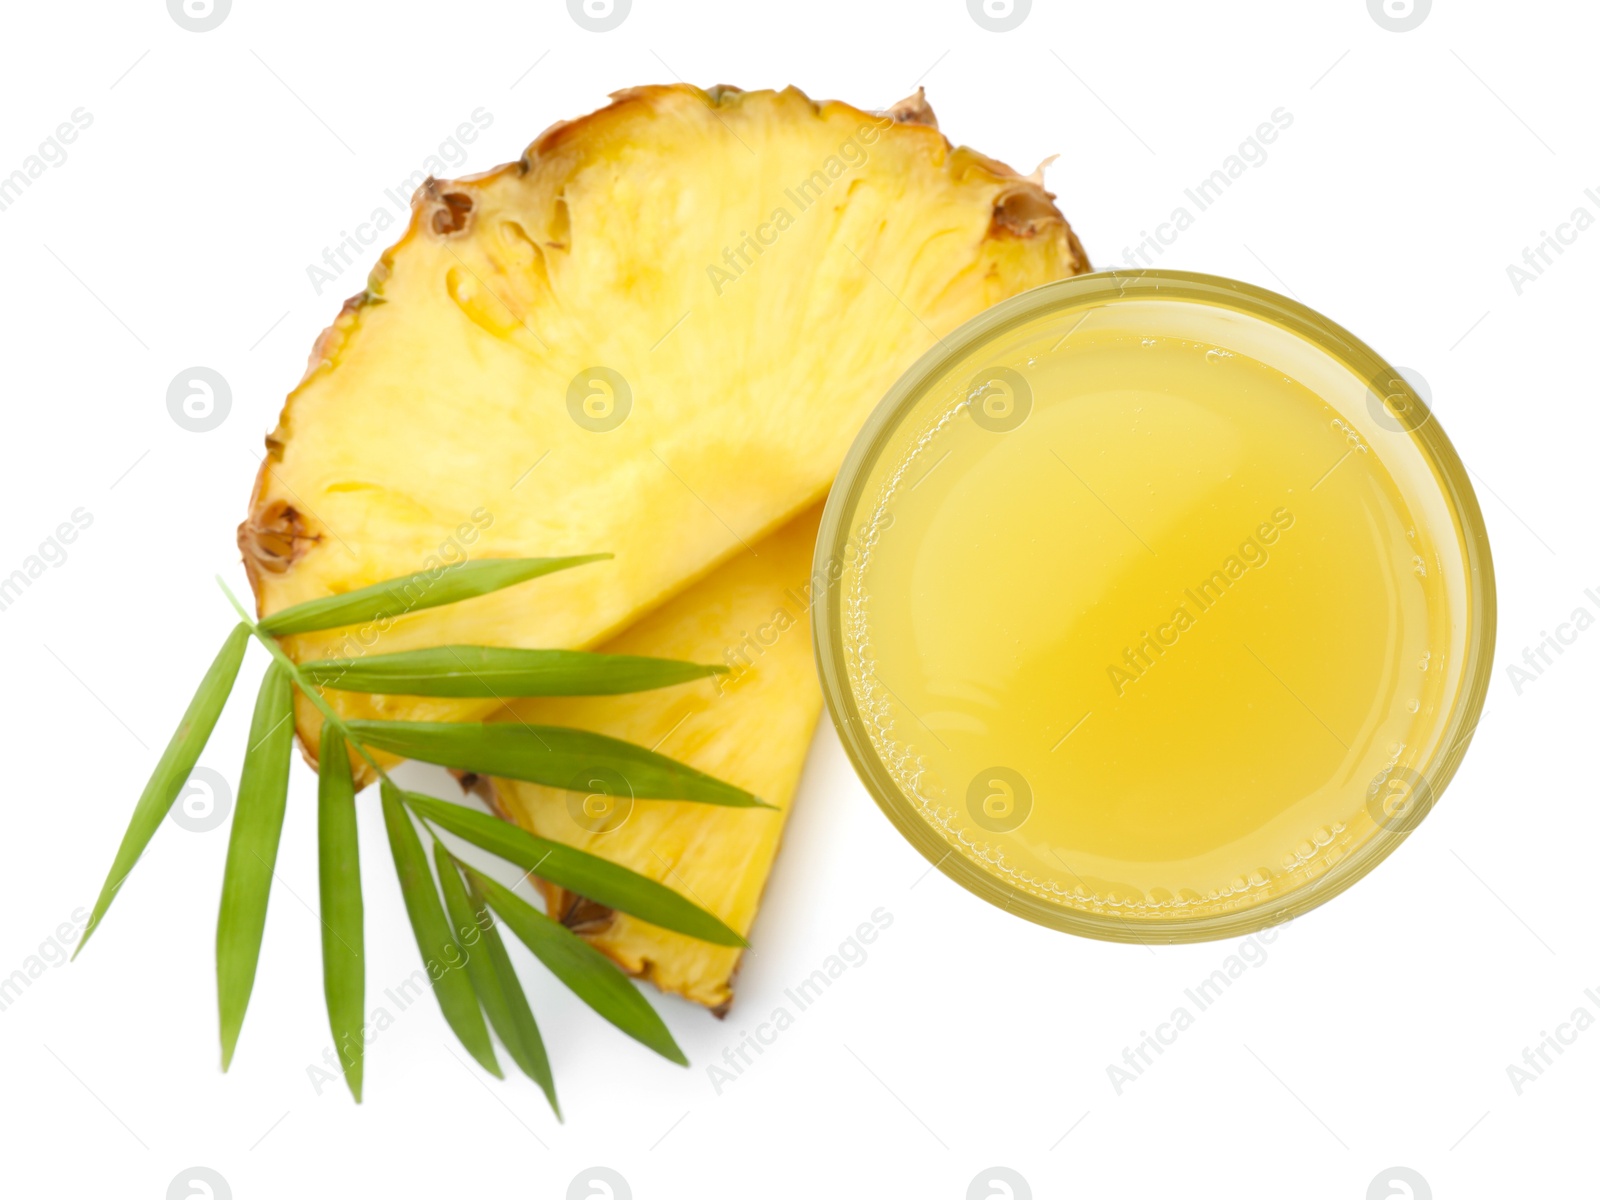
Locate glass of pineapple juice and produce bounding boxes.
[813,271,1494,942]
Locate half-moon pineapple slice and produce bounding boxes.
[240,84,1089,758]
[485,506,824,1011]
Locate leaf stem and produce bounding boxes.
[216,576,396,788]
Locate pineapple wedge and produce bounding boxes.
[484,507,824,1011]
[239,84,1089,758]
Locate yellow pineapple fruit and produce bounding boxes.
[239,84,1090,761]
[483,507,823,1011]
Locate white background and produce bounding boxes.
[1,1,1594,1197]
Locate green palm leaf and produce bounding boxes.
[462,864,686,1066]
[316,725,365,1102]
[461,867,559,1116]
[434,844,558,1115]
[348,720,766,807]
[217,662,296,1070]
[77,623,250,958]
[401,790,743,947]
[258,556,608,636]
[300,645,724,698]
[379,784,500,1078]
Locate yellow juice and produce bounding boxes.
[819,276,1492,936]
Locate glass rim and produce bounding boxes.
[811,269,1497,944]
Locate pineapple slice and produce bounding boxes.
[484,507,824,1011]
[239,84,1089,756]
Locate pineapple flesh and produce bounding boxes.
[485,507,824,1011]
[239,84,1090,760]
